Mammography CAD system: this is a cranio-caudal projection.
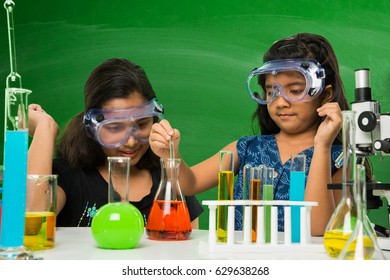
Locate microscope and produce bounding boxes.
[351,68,390,250]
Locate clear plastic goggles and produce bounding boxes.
[246,59,326,104]
[83,98,164,149]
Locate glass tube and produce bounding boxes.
[243,164,261,242]
[262,165,274,243]
[290,154,306,243]
[216,151,234,243]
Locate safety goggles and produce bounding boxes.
[246,59,326,104]
[83,98,164,149]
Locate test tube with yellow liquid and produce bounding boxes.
[217,151,234,243]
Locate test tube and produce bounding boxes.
[217,151,234,243]
[261,166,274,243]
[289,154,306,243]
[243,165,261,242]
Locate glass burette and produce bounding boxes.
[0,0,34,260]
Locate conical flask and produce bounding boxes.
[146,158,192,240]
[324,111,358,257]
[91,157,144,249]
[338,164,386,260]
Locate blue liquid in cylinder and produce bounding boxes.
[290,171,305,243]
[0,130,28,247]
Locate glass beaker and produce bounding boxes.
[24,174,57,251]
[324,111,358,257]
[290,154,306,243]
[91,157,144,249]
[216,151,234,243]
[338,164,386,260]
[146,158,192,240]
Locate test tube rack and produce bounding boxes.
[200,200,320,254]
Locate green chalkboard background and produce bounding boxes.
[1,0,389,229]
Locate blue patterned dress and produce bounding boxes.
[234,134,342,231]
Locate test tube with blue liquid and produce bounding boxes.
[217,151,234,243]
[289,154,306,243]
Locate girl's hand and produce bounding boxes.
[315,102,342,148]
[28,104,59,137]
[149,119,181,158]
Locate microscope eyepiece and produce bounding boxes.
[355,68,372,102]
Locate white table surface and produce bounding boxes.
[31,227,390,260]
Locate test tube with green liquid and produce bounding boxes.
[290,154,306,243]
[217,151,234,243]
[261,166,274,243]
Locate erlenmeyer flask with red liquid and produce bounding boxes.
[146,158,192,240]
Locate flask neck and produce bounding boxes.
[157,158,183,201]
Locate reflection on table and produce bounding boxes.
[31,227,390,260]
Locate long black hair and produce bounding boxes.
[253,33,349,143]
[56,58,160,170]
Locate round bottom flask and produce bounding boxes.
[91,202,144,249]
[91,157,144,249]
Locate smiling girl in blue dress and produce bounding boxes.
[150,33,351,236]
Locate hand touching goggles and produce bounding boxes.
[246,59,326,104]
[83,98,164,149]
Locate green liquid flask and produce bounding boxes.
[217,151,234,243]
[91,157,144,249]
